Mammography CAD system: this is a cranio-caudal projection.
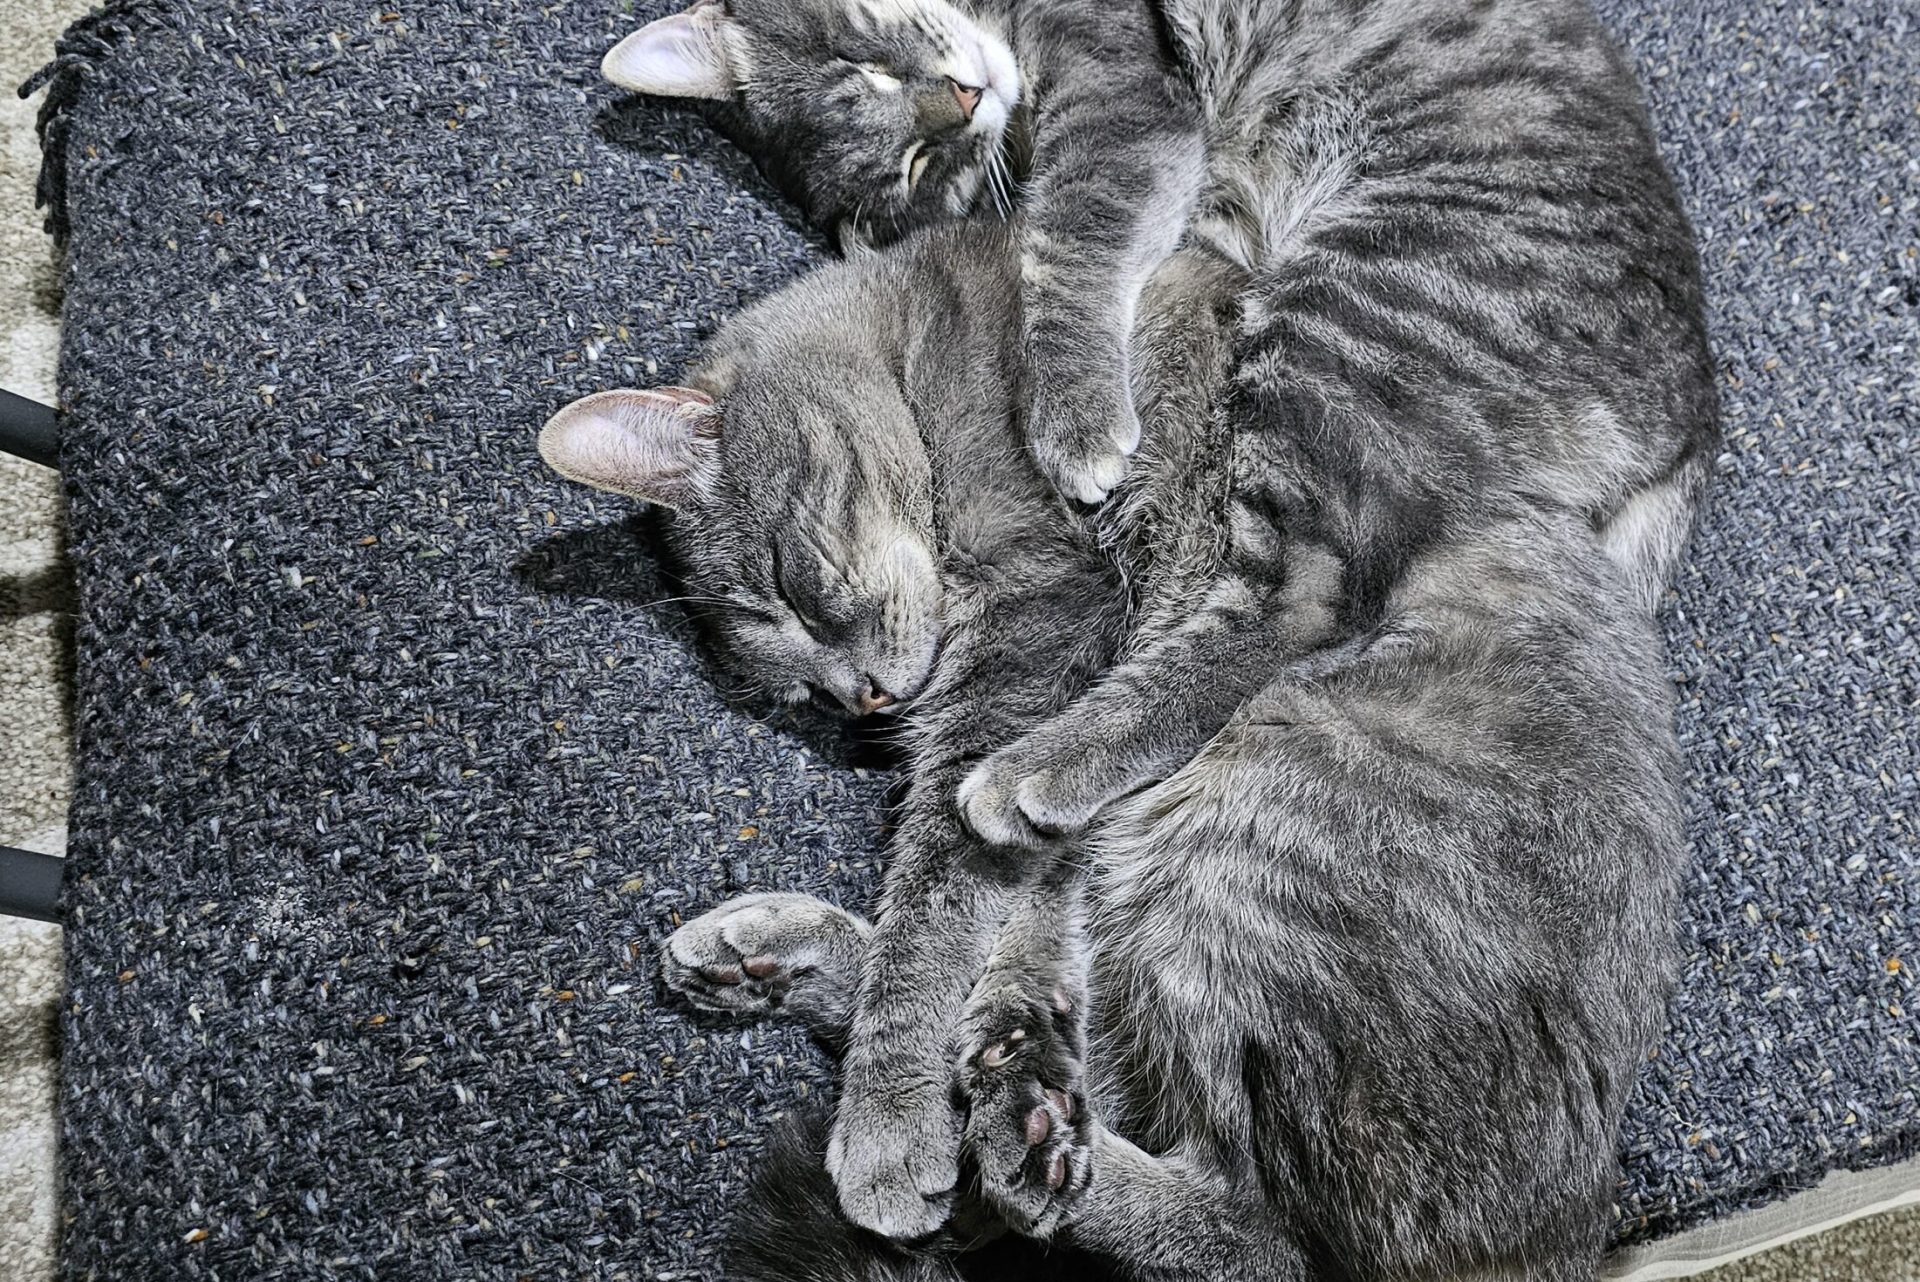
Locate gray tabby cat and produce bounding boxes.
[574,0,1717,1259]
[538,218,1708,1278]
[603,0,1205,503]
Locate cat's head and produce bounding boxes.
[537,310,945,717]
[603,0,1020,245]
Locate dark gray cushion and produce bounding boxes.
[37,0,1918,1276]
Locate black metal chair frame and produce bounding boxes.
[0,387,57,469]
[1,386,64,923]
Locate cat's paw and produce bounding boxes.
[958,975,1090,1237]
[826,1074,963,1240]
[660,893,865,1023]
[1025,374,1140,506]
[956,743,1110,849]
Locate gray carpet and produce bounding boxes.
[30,0,1917,1278]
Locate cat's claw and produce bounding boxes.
[958,975,1091,1237]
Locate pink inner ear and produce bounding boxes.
[538,388,721,508]
[601,8,737,100]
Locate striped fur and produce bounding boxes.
[563,0,1718,1275]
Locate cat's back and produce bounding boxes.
[1175,0,1697,266]
[1166,0,1716,585]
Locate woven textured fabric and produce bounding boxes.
[36,0,1916,1277]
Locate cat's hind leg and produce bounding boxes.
[661,892,870,1042]
[1437,1260,1600,1282]
[1062,1129,1307,1282]
[957,964,1305,1278]
[954,878,1093,1237]
[965,1050,1306,1281]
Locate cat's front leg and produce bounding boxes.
[829,563,1123,1239]
[823,802,999,1240]
[1012,2,1205,504]
[1017,152,1201,505]
[958,555,1334,846]
[1021,294,1140,507]
[660,893,871,1042]
[958,538,1365,847]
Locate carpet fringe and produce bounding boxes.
[18,0,181,242]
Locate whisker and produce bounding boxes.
[626,593,744,612]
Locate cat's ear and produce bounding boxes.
[602,3,740,100]
[539,387,722,511]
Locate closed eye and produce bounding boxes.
[902,141,931,192]
[723,588,784,623]
[790,604,826,638]
[769,541,828,638]
[858,61,903,91]
[777,583,827,639]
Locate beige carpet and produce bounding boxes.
[0,3,1915,1279]
[2,3,89,1279]
[1699,1208,1920,1282]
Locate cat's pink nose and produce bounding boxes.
[856,680,896,715]
[948,78,983,121]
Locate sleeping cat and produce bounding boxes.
[580,0,1718,1255]
[538,218,1700,1279]
[602,0,1205,504]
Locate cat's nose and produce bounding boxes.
[947,78,983,121]
[856,679,897,714]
